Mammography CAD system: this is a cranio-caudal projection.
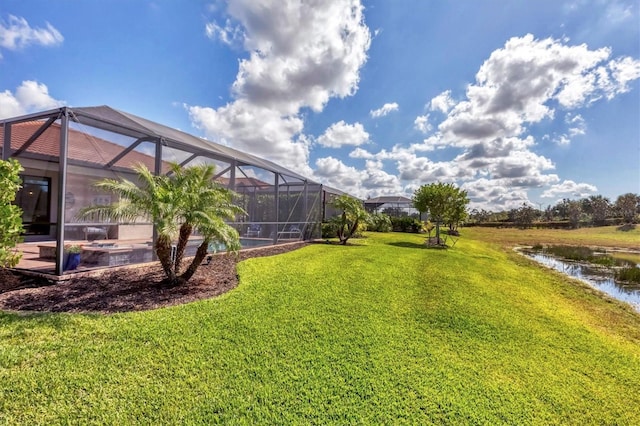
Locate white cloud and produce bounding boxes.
[541,180,598,198]
[188,100,312,176]
[192,24,637,209]
[340,34,638,207]
[554,135,572,146]
[0,80,65,119]
[315,156,368,192]
[430,90,455,113]
[550,113,587,145]
[391,34,639,208]
[228,0,370,114]
[314,156,402,198]
[414,114,431,133]
[190,0,371,173]
[362,159,402,191]
[349,147,375,159]
[370,102,398,118]
[317,121,369,148]
[607,56,640,96]
[205,19,243,46]
[0,90,23,118]
[0,15,63,53]
[396,155,465,182]
[438,34,640,147]
[462,178,533,210]
[566,113,586,135]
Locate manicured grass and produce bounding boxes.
[1,231,639,424]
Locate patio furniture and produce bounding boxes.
[84,226,108,240]
[245,224,261,238]
[277,225,301,239]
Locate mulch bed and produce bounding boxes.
[0,242,307,314]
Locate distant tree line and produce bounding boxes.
[468,193,640,229]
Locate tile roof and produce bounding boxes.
[364,195,412,205]
[1,121,158,171]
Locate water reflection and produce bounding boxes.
[523,252,640,313]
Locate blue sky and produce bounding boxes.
[1,0,638,211]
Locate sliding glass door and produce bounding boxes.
[16,175,51,235]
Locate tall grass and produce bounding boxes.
[465,225,640,249]
[616,266,640,283]
[1,231,639,424]
[539,245,630,267]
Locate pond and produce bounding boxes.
[522,251,640,313]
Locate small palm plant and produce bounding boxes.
[331,195,368,245]
[79,163,244,286]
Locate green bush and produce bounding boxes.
[321,221,339,238]
[0,158,24,268]
[390,216,423,233]
[367,213,392,232]
[323,216,368,239]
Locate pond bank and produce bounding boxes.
[520,249,640,313]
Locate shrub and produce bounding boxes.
[64,244,82,254]
[368,213,392,232]
[0,158,24,268]
[390,217,423,233]
[322,221,339,239]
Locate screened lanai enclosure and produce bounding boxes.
[1,106,339,276]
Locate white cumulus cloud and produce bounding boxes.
[541,180,598,198]
[330,34,638,206]
[438,34,640,147]
[314,156,401,198]
[317,121,369,148]
[414,114,431,133]
[189,0,371,175]
[370,102,398,118]
[430,90,455,113]
[0,15,63,54]
[0,80,65,119]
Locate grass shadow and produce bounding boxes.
[387,242,428,249]
[310,240,367,247]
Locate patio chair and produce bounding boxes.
[245,224,261,238]
[277,224,302,239]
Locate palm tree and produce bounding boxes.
[79,163,244,286]
[332,195,368,245]
[169,163,244,283]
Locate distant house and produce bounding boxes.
[364,196,416,217]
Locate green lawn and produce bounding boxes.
[1,231,639,424]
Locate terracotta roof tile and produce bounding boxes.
[1,121,157,171]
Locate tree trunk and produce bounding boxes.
[179,240,210,283]
[435,219,441,245]
[155,235,177,285]
[174,223,193,275]
[341,219,359,245]
[337,212,347,243]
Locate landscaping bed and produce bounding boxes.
[0,242,306,314]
